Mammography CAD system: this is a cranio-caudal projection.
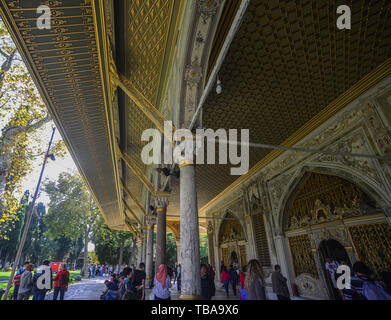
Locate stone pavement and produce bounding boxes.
[145,280,240,300]
[46,277,108,300]
[42,277,301,300]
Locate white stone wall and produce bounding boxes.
[206,76,391,299]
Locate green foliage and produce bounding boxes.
[0,19,67,238]
[200,234,208,264]
[43,172,99,241]
[0,190,29,263]
[166,233,177,268]
[92,216,133,266]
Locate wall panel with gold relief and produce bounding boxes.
[288,234,318,278]
[251,212,271,267]
[348,222,391,276]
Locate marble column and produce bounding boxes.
[146,216,156,287]
[142,230,147,263]
[274,235,295,296]
[155,195,169,271]
[179,160,202,299]
[136,239,143,266]
[176,241,181,264]
[207,224,215,267]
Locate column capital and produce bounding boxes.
[207,221,214,234]
[175,131,203,167]
[155,194,169,209]
[146,215,157,227]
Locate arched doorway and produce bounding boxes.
[218,212,247,270]
[282,171,391,299]
[318,239,351,300]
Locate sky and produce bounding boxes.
[20,125,78,206]
[20,125,96,251]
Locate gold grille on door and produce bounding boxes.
[239,245,247,268]
[251,213,271,267]
[288,234,318,277]
[222,247,229,268]
[349,222,391,276]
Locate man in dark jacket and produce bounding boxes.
[32,260,52,300]
[271,265,290,300]
[229,265,238,296]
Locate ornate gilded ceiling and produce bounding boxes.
[2,0,391,236]
[123,0,180,213]
[0,0,123,228]
[197,0,391,213]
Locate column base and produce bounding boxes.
[179,294,203,300]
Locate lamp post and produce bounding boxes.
[2,127,56,300]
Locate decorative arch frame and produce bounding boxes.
[216,208,248,245]
[275,163,391,234]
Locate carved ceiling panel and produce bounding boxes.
[197,0,391,212]
[0,0,123,228]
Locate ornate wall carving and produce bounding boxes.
[260,100,391,234]
[296,274,325,300]
[251,213,271,267]
[348,222,391,276]
[218,212,245,244]
[288,234,318,278]
[285,172,380,231]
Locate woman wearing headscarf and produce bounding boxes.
[153,264,172,300]
[245,259,267,300]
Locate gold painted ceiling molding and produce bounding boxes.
[120,180,146,216]
[199,57,391,215]
[112,73,176,139]
[0,0,121,227]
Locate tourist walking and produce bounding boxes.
[221,266,231,297]
[176,264,181,291]
[53,264,70,300]
[343,261,391,300]
[240,265,247,300]
[272,264,290,300]
[325,257,339,298]
[32,260,52,300]
[132,262,146,300]
[17,264,33,300]
[245,259,267,300]
[105,275,120,300]
[153,264,172,300]
[229,265,238,296]
[92,264,96,278]
[201,264,214,300]
[12,270,22,300]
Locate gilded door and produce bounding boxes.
[348,222,391,276]
[239,245,247,268]
[221,247,229,268]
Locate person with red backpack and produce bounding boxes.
[53,263,70,300]
[12,270,22,300]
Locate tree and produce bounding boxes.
[0,190,29,266]
[0,19,66,238]
[200,234,208,264]
[43,173,99,275]
[166,233,177,267]
[92,216,133,268]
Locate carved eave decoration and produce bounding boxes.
[0,0,124,229]
[198,1,391,216]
